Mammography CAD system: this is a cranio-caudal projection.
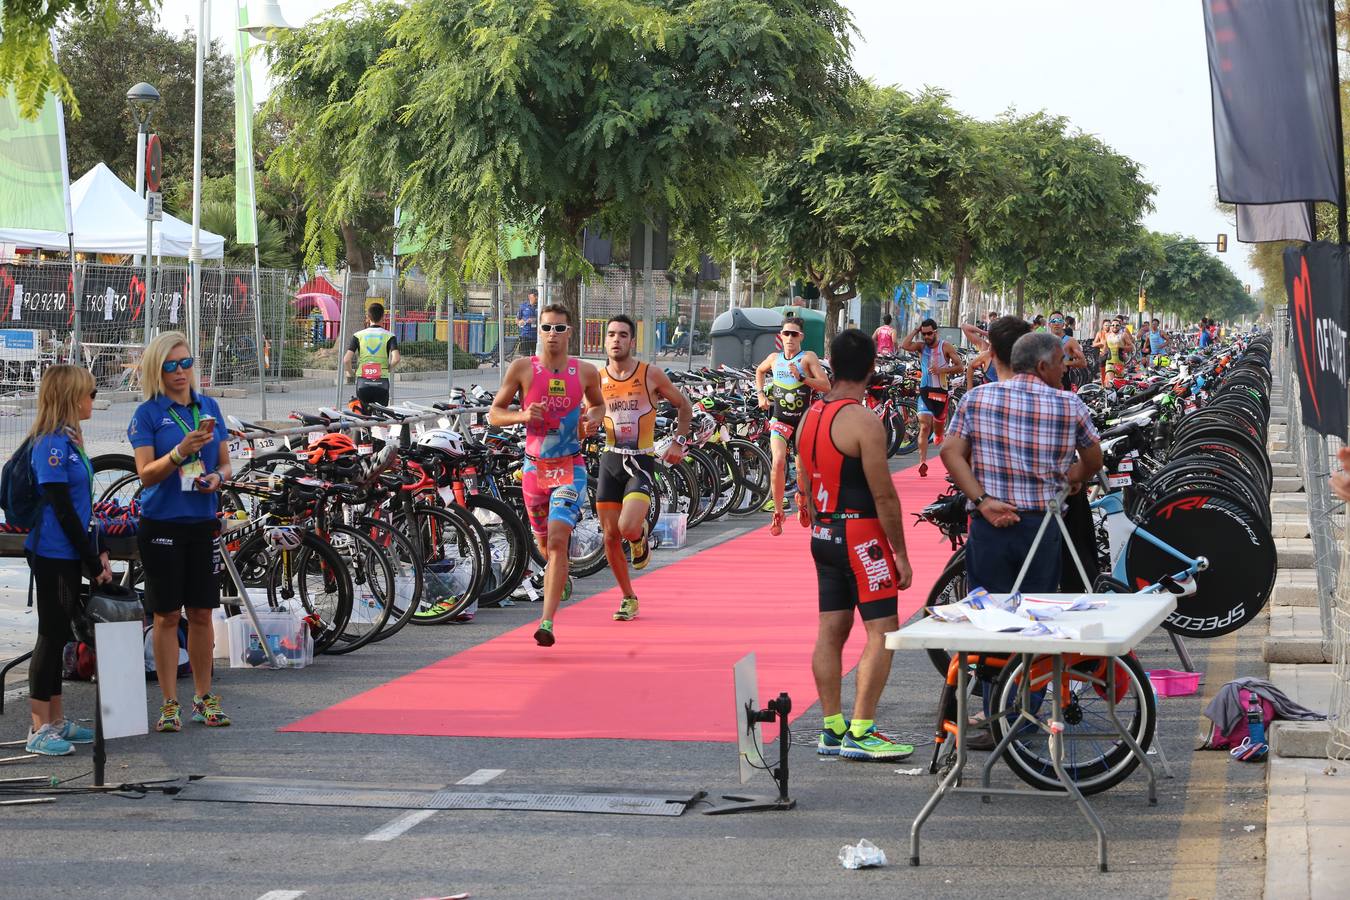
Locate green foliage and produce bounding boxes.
[270,0,856,298]
[197,199,293,270]
[57,7,232,188]
[398,341,479,369]
[727,83,973,334]
[0,0,154,117]
[1144,235,1257,322]
[166,173,306,270]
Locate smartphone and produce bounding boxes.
[198,415,217,433]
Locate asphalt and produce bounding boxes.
[0,450,1270,900]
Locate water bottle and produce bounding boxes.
[1246,690,1266,746]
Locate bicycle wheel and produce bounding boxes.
[699,443,740,522]
[465,493,531,607]
[683,447,721,528]
[405,504,486,624]
[989,652,1155,796]
[324,524,396,654]
[231,531,353,654]
[923,549,968,676]
[91,453,139,504]
[891,400,920,456]
[356,516,423,643]
[725,439,771,516]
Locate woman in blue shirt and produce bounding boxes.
[129,331,233,733]
[24,365,110,756]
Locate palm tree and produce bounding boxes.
[199,199,292,269]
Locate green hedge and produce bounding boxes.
[400,341,480,369]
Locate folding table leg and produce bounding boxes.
[1104,658,1159,804]
[910,653,969,866]
[1048,654,1110,873]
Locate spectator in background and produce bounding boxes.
[1032,314,1047,332]
[518,290,539,357]
[343,302,400,408]
[1331,446,1350,503]
[1064,315,1076,338]
[873,314,897,355]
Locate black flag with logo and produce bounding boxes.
[1283,242,1349,439]
[1205,0,1343,208]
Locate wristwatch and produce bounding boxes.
[673,435,688,447]
[973,493,989,507]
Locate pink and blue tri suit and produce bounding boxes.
[521,357,587,537]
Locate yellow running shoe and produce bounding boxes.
[613,596,639,621]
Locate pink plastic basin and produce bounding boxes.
[1147,669,1202,697]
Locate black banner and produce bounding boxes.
[1205,0,1343,207]
[1284,242,1349,439]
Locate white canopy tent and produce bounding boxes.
[0,162,224,259]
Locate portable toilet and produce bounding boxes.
[709,307,786,369]
[770,306,825,356]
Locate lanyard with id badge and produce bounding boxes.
[169,405,211,491]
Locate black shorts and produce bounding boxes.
[356,379,390,407]
[595,451,655,508]
[769,410,802,447]
[810,518,899,621]
[137,518,221,614]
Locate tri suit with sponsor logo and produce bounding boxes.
[596,361,657,509]
[521,357,587,537]
[769,350,811,446]
[798,397,899,620]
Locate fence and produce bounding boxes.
[1273,309,1349,763]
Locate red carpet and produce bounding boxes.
[282,459,956,741]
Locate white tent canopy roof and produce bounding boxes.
[0,163,224,259]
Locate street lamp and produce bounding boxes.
[242,0,292,39]
[126,82,160,198]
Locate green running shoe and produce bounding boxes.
[629,522,651,571]
[191,693,231,727]
[817,725,849,756]
[534,620,555,647]
[561,576,574,603]
[840,726,914,761]
[613,596,639,621]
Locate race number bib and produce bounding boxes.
[360,362,382,380]
[535,457,572,490]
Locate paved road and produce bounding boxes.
[0,452,1267,900]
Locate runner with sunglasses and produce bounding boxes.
[489,304,605,647]
[1046,311,1087,389]
[755,315,830,535]
[900,318,963,477]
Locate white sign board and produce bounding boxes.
[94,621,149,740]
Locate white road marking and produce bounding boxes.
[362,769,504,842]
[362,809,438,843]
[255,892,306,900]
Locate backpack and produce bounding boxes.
[142,616,192,680]
[1203,687,1275,750]
[62,641,97,681]
[0,435,44,530]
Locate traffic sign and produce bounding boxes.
[146,191,163,222]
[145,134,162,192]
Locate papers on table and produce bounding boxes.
[924,591,1109,639]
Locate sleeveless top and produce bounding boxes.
[523,356,583,460]
[355,326,394,380]
[771,350,810,417]
[920,340,948,389]
[874,327,896,354]
[601,361,656,453]
[1105,332,1125,365]
[798,398,877,522]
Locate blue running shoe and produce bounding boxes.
[26,724,74,756]
[56,718,94,744]
[817,726,848,756]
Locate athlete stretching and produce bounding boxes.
[797,328,914,761]
[490,304,604,647]
[597,315,693,621]
[755,315,829,536]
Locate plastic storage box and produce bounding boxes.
[652,512,688,551]
[227,610,313,670]
[1147,669,1202,697]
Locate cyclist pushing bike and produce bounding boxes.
[490,304,605,647]
[596,314,693,621]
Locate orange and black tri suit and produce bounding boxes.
[798,397,899,620]
[596,361,658,509]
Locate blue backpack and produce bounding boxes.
[0,436,45,530]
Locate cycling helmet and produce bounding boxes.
[305,432,357,464]
[1076,383,1104,401]
[417,428,467,457]
[691,410,717,444]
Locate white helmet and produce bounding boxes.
[417,428,466,457]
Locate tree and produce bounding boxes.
[1,0,155,117]
[1144,236,1257,323]
[730,83,974,339]
[278,0,857,345]
[58,8,233,191]
[973,112,1155,316]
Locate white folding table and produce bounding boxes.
[885,592,1177,872]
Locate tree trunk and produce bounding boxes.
[1014,278,1026,318]
[559,273,582,355]
[341,223,372,336]
[950,236,971,324]
[823,283,857,344]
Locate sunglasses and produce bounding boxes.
[1049,318,1065,324]
[539,323,571,334]
[780,330,802,337]
[162,357,195,373]
[920,331,936,337]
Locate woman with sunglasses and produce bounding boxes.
[22,365,110,755]
[128,331,233,732]
[754,316,829,535]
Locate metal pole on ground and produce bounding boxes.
[496,271,505,373]
[688,283,699,373]
[210,256,224,387]
[642,223,654,357]
[334,269,350,408]
[447,288,454,397]
[252,247,267,419]
[579,279,588,357]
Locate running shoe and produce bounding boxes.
[770,511,784,536]
[562,576,574,603]
[761,496,777,513]
[613,596,639,621]
[629,522,651,571]
[918,462,929,478]
[55,718,94,744]
[840,726,915,761]
[191,693,231,727]
[26,724,74,756]
[817,725,849,756]
[534,621,556,647]
[156,699,182,733]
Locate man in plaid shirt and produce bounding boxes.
[940,330,1102,593]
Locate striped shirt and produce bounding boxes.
[950,374,1099,511]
